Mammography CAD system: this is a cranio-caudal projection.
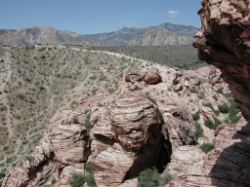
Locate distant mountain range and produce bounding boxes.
[0,23,199,46]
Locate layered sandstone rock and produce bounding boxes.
[89,92,171,186]
[165,120,250,187]
[163,0,250,186]
[194,0,250,122]
[2,109,91,187]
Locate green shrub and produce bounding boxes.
[218,103,229,113]
[84,120,93,131]
[69,163,96,187]
[69,174,85,187]
[51,177,56,184]
[214,117,222,127]
[159,174,173,186]
[138,167,160,187]
[227,103,240,124]
[213,109,220,115]
[85,162,96,187]
[216,87,224,94]
[195,122,204,141]
[204,102,213,109]
[138,167,172,187]
[204,120,215,129]
[0,168,6,181]
[200,143,215,154]
[205,118,221,129]
[192,112,200,121]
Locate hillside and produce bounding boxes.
[90,45,206,69]
[0,27,99,46]
[0,46,148,174]
[0,46,244,186]
[0,23,198,46]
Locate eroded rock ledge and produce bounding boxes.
[194,0,250,122]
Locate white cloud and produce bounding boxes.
[168,10,179,17]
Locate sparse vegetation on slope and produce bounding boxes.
[138,167,172,187]
[200,143,215,154]
[90,46,206,69]
[0,46,146,171]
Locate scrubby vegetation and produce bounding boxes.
[0,168,6,186]
[195,122,204,141]
[90,46,206,69]
[192,112,200,121]
[84,119,93,131]
[224,103,241,124]
[69,174,85,187]
[200,143,215,154]
[204,117,222,129]
[0,46,146,172]
[69,163,96,187]
[138,167,172,187]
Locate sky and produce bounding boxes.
[0,0,202,34]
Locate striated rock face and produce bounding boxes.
[90,92,171,186]
[47,109,91,165]
[156,99,196,148]
[166,120,250,187]
[194,0,250,122]
[110,92,163,151]
[2,109,91,187]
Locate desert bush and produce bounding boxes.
[205,118,221,129]
[200,143,215,154]
[192,112,200,121]
[218,103,229,113]
[138,167,172,187]
[216,87,224,94]
[85,162,96,187]
[195,122,204,141]
[0,168,6,181]
[204,120,215,129]
[84,119,93,131]
[69,174,85,187]
[226,103,240,124]
[138,167,160,187]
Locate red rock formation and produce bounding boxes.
[194,0,250,122]
[89,92,171,186]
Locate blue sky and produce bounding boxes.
[0,0,202,34]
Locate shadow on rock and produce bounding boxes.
[210,123,250,187]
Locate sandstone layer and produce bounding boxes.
[194,0,250,122]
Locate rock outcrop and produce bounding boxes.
[2,108,91,187]
[194,0,250,122]
[1,65,244,187]
[163,0,250,186]
[89,92,171,186]
[166,119,250,187]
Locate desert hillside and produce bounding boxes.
[0,46,148,174]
